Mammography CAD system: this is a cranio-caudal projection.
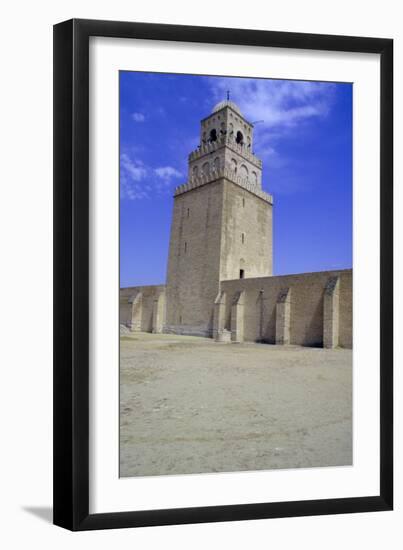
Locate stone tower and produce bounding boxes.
[165,99,273,336]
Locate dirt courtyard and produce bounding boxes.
[120,332,352,477]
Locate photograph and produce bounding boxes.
[0,0,396,539]
[119,71,353,478]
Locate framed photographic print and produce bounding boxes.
[53,19,393,530]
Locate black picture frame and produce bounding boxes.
[53,18,393,531]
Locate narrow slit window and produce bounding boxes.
[242,197,245,207]
[187,207,190,218]
[241,233,245,244]
[184,241,187,253]
[240,269,245,279]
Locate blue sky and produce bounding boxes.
[120,72,352,287]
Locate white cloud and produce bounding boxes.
[120,153,183,200]
[120,153,147,181]
[120,153,149,200]
[131,112,145,122]
[208,77,336,193]
[154,166,183,180]
[211,78,335,131]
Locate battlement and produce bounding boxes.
[189,136,262,169]
[174,166,273,204]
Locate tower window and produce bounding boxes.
[187,208,190,218]
[184,242,187,253]
[242,197,245,207]
[241,233,245,244]
[240,269,245,279]
[236,131,244,145]
[209,129,217,142]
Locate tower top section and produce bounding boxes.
[174,99,273,205]
[211,100,242,116]
[199,98,254,152]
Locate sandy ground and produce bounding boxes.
[120,332,352,477]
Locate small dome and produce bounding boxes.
[212,100,242,116]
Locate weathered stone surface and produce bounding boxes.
[220,270,352,348]
[213,291,226,340]
[120,285,166,333]
[323,276,340,348]
[276,288,292,345]
[231,290,245,342]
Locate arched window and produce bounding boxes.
[251,171,258,185]
[209,129,217,142]
[236,130,244,145]
[202,162,210,176]
[192,165,199,178]
[213,157,220,171]
[239,164,248,180]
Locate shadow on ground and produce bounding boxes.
[22,506,53,524]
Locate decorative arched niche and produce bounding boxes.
[230,158,237,174]
[202,162,210,177]
[239,164,249,180]
[251,171,258,185]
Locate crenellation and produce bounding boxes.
[175,166,273,204]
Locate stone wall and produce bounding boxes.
[220,180,272,281]
[165,176,273,337]
[120,285,166,333]
[165,180,224,336]
[219,269,352,348]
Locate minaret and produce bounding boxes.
[165,99,273,337]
